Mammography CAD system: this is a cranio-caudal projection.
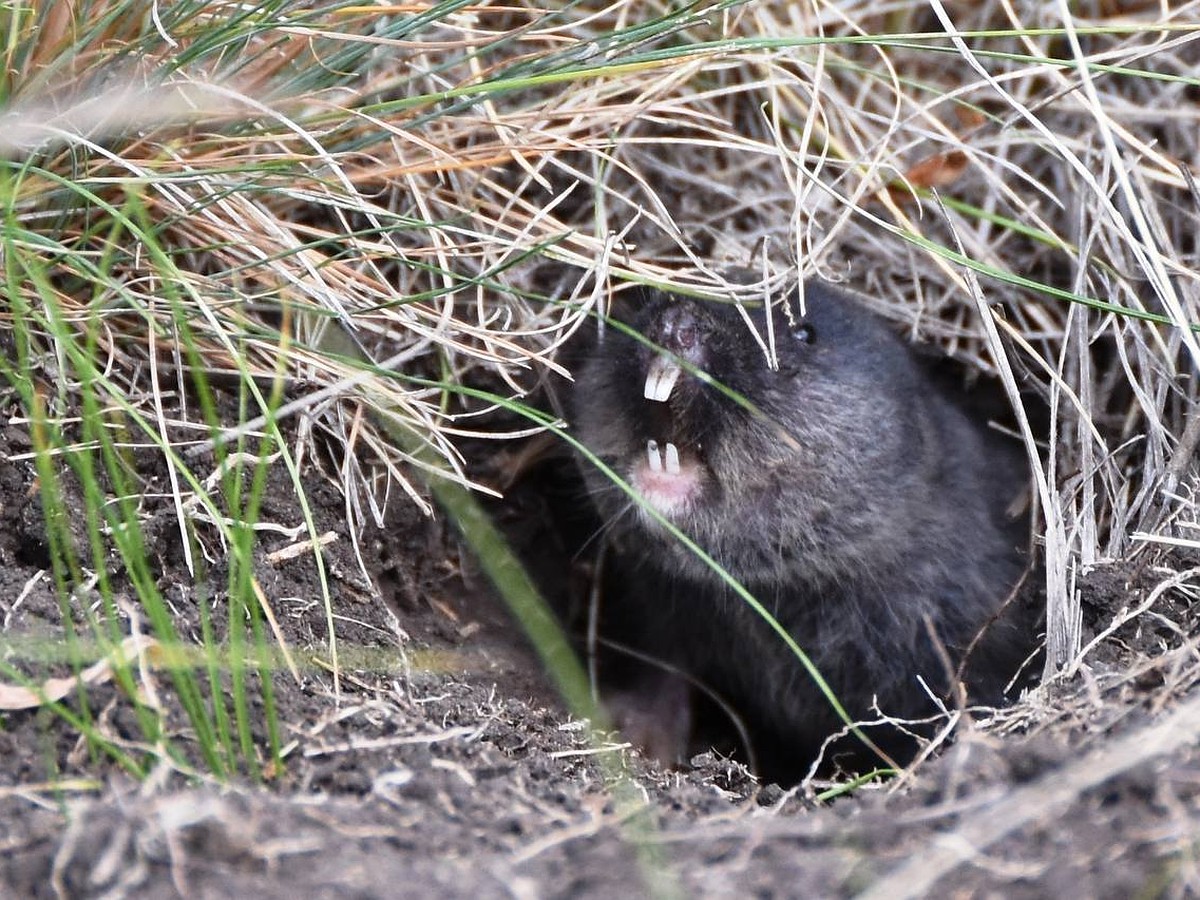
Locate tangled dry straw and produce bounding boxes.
[3,1,1198,679]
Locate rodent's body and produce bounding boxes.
[572,283,1032,778]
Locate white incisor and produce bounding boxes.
[645,439,682,475]
[643,356,681,403]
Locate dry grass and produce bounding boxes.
[2,0,1199,770]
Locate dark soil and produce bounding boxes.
[2,390,1200,899]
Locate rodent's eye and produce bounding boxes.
[792,322,816,345]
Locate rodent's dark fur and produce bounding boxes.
[572,282,1034,779]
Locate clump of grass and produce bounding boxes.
[1,0,1197,797]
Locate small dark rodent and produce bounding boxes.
[571,282,1034,780]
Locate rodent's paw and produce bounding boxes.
[606,670,693,769]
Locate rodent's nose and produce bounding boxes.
[650,303,705,365]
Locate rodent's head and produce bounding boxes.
[573,283,933,586]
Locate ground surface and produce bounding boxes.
[1,397,1199,899]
